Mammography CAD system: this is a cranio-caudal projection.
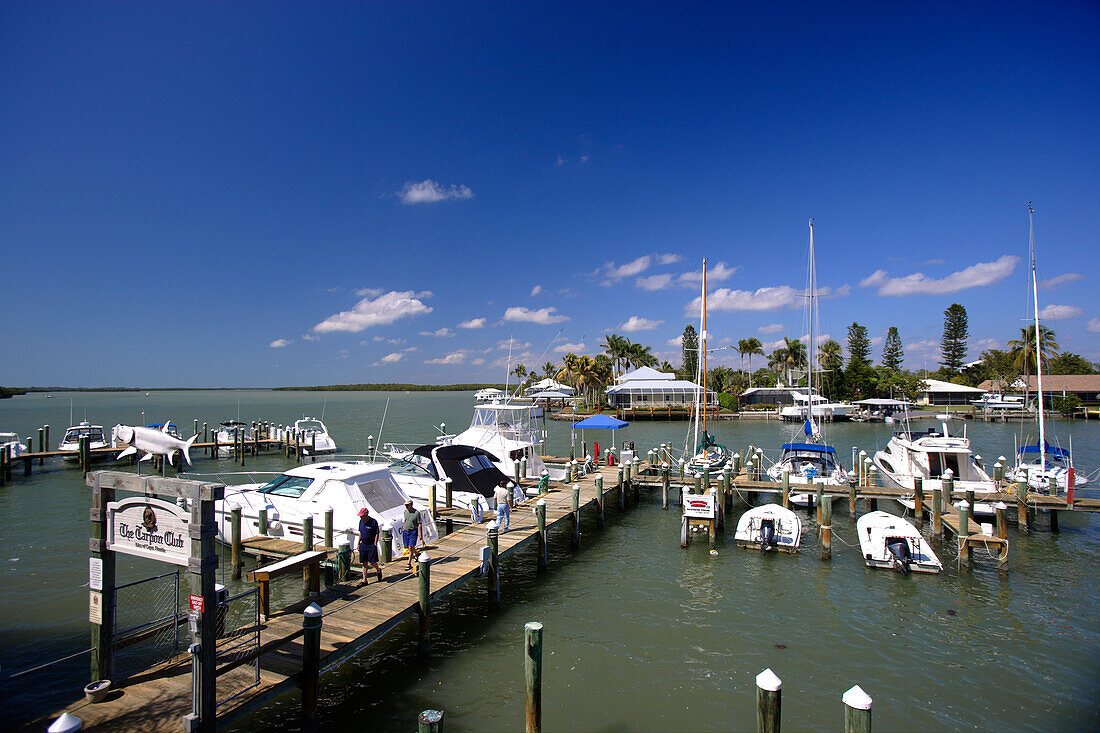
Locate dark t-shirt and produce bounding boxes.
[403,507,421,532]
[358,516,380,549]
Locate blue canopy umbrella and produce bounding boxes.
[570,414,629,455]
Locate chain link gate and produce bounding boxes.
[215,587,261,708]
[112,570,183,681]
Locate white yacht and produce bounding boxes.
[857,511,942,574]
[734,504,802,553]
[212,461,438,557]
[58,422,109,461]
[215,420,253,457]
[474,388,505,402]
[1008,441,1086,491]
[450,401,554,480]
[0,432,27,458]
[294,417,338,455]
[779,392,854,422]
[390,444,512,514]
[971,392,1028,412]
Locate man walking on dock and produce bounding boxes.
[494,480,512,532]
[402,499,422,571]
[357,507,382,585]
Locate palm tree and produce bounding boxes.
[1007,324,1059,395]
[782,337,807,384]
[512,364,528,386]
[768,348,788,375]
[817,339,843,396]
[556,353,580,393]
[744,337,764,386]
[736,339,752,375]
[625,342,658,370]
[602,333,630,377]
[543,362,558,380]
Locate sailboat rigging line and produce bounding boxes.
[511,328,566,400]
[374,398,390,461]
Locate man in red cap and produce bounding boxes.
[357,507,382,585]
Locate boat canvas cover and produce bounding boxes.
[412,444,508,498]
[1018,442,1069,459]
[780,443,836,454]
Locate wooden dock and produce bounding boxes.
[35,468,641,732]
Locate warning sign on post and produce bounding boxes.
[189,594,204,613]
[89,591,103,625]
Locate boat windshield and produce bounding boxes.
[258,474,314,498]
[297,420,325,433]
[0,433,18,442]
[357,478,407,513]
[64,427,105,441]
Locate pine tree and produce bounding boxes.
[846,322,871,367]
[940,303,969,372]
[882,326,904,371]
[681,324,698,380]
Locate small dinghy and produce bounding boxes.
[856,511,942,574]
[734,503,802,553]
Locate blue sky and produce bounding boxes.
[2,1,1097,387]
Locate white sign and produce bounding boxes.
[89,591,103,625]
[89,557,102,591]
[107,497,190,566]
[683,493,716,520]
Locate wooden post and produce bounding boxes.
[965,489,975,513]
[632,457,640,502]
[723,464,733,509]
[848,485,857,518]
[324,507,334,549]
[932,487,942,542]
[258,507,268,536]
[37,427,44,464]
[230,506,242,580]
[571,483,580,548]
[858,451,867,486]
[618,466,626,510]
[487,522,500,609]
[418,553,432,659]
[694,472,702,496]
[190,481,222,733]
[524,621,543,733]
[994,501,1009,572]
[302,515,314,598]
[661,464,670,510]
[756,668,781,733]
[417,710,445,733]
[842,685,872,733]
[913,476,924,528]
[336,542,351,583]
[814,478,823,524]
[536,500,547,571]
[595,473,605,528]
[703,465,711,491]
[679,457,686,481]
[942,473,954,514]
[445,477,453,510]
[381,528,393,563]
[821,493,832,561]
[1017,479,1029,533]
[1050,507,1059,533]
[994,460,1004,484]
[781,469,790,509]
[957,501,970,568]
[90,475,116,683]
[301,602,322,730]
[429,481,438,519]
[202,423,208,455]
[43,424,49,464]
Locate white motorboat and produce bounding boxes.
[0,432,27,458]
[734,504,802,553]
[779,392,854,422]
[58,421,109,461]
[474,388,505,402]
[449,401,555,479]
[390,444,513,515]
[212,461,438,558]
[857,511,942,574]
[683,258,730,473]
[294,417,338,455]
[971,392,1028,412]
[215,420,253,457]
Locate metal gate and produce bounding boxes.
[112,570,183,681]
[215,587,261,708]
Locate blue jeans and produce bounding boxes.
[497,501,511,532]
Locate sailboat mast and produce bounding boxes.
[1029,203,1046,475]
[702,258,708,444]
[808,219,817,438]
[692,259,706,457]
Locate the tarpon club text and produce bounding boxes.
[116,523,186,550]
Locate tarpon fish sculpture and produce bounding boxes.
[114,424,197,466]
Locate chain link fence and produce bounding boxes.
[113,570,183,681]
[215,587,260,708]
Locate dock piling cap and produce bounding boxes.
[842,685,873,710]
[756,668,782,691]
[304,602,322,618]
[417,552,432,564]
[993,501,1008,510]
[48,713,82,732]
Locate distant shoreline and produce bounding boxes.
[10,384,505,393]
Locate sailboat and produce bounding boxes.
[765,220,847,502]
[1006,204,1086,492]
[685,258,729,472]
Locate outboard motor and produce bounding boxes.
[758,519,777,552]
[886,538,912,575]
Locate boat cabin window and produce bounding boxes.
[927,453,961,479]
[258,475,314,498]
[460,455,496,475]
[357,478,406,513]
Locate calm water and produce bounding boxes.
[1,391,1098,731]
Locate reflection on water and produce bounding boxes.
[1,391,1098,730]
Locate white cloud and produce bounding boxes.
[496,338,532,350]
[860,255,1019,296]
[677,261,740,287]
[636,274,672,291]
[658,253,682,265]
[869,336,883,347]
[372,335,406,345]
[689,286,801,315]
[973,337,1001,352]
[620,316,664,332]
[667,335,683,347]
[314,290,432,334]
[419,327,454,337]
[425,351,468,365]
[530,285,543,297]
[1041,273,1084,290]
[301,333,320,342]
[269,338,291,348]
[1040,304,1084,320]
[458,318,486,329]
[356,287,383,298]
[380,352,404,363]
[833,283,852,297]
[1086,318,1100,333]
[553,342,586,354]
[923,258,946,265]
[398,180,474,204]
[504,306,570,324]
[604,256,652,281]
[758,323,785,334]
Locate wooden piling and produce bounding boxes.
[661,464,670,510]
[1016,480,1029,533]
[324,507,334,549]
[336,543,351,583]
[781,469,790,509]
[913,477,924,529]
[418,553,432,659]
[570,484,580,548]
[429,481,438,519]
[90,474,116,683]
[942,473,954,514]
[43,425,49,463]
[722,465,733,509]
[595,473,605,528]
[487,523,500,609]
[445,477,453,510]
[814,478,823,523]
[258,507,268,536]
[417,710,444,733]
[694,472,702,496]
[381,528,392,563]
[524,621,543,733]
[931,487,942,541]
[301,603,322,730]
[302,516,315,598]
[37,427,44,465]
[536,500,547,571]
[842,685,872,733]
[756,668,781,733]
[632,457,640,502]
[617,466,625,510]
[848,485,857,518]
[958,502,971,568]
[821,494,833,561]
[230,506,242,580]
